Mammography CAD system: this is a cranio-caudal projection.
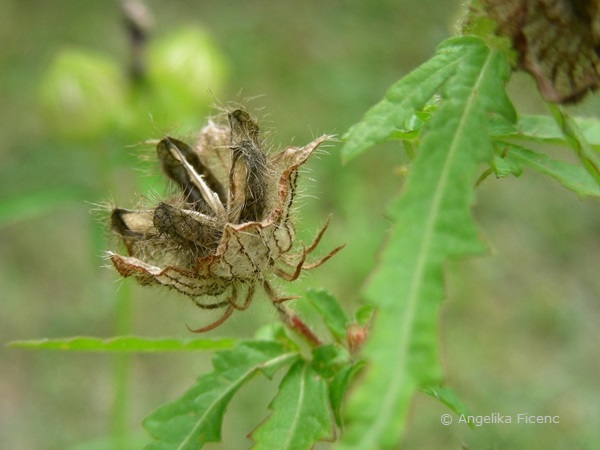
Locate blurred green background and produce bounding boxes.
[1,1,599,449]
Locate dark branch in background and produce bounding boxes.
[121,0,153,83]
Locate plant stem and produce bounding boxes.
[277,304,322,347]
[110,280,133,450]
[263,280,322,346]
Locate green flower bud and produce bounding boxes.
[40,50,126,139]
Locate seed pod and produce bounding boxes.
[481,0,600,103]
[107,107,342,333]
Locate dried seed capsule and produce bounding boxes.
[107,107,341,333]
[481,0,600,103]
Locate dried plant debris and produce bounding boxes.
[108,109,344,332]
[481,0,600,103]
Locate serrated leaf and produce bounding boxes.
[501,143,600,197]
[338,37,513,449]
[143,340,299,450]
[341,37,474,162]
[250,360,333,450]
[8,336,235,352]
[305,289,349,343]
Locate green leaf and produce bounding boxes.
[489,113,600,147]
[143,340,299,450]
[254,322,300,350]
[547,105,600,187]
[421,385,470,423]
[329,360,364,428]
[501,143,600,197]
[353,304,374,326]
[491,148,522,178]
[8,336,235,352]
[311,344,350,379]
[388,104,439,142]
[305,289,349,343]
[341,37,473,162]
[338,37,513,449]
[250,361,333,450]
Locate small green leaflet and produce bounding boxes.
[143,340,299,450]
[311,344,351,379]
[329,360,364,428]
[305,288,349,343]
[337,36,515,450]
[250,361,333,450]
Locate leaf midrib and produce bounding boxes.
[357,48,494,449]
[178,351,298,450]
[281,363,308,450]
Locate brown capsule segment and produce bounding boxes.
[229,140,269,223]
[157,137,227,212]
[153,202,222,255]
[227,110,269,223]
[481,0,600,103]
[111,208,155,238]
[229,109,259,144]
[110,208,157,256]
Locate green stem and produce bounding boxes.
[110,280,133,449]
